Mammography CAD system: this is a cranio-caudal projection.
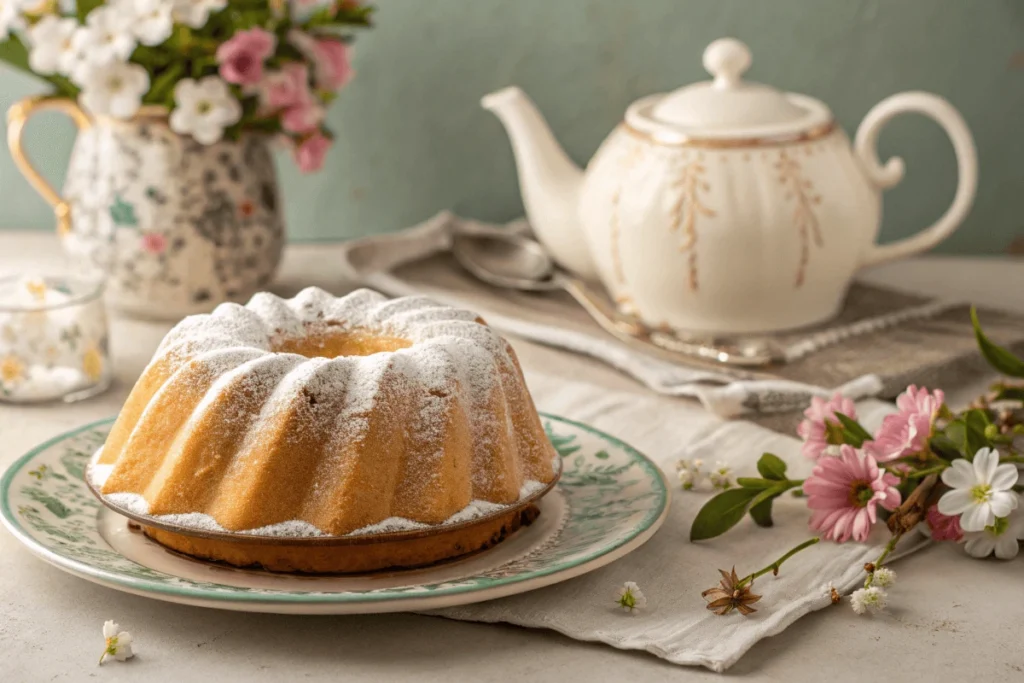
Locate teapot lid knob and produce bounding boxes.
[703,38,751,88]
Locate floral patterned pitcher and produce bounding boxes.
[7,97,285,320]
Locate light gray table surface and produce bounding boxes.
[2,233,1022,682]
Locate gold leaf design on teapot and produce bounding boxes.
[668,157,715,291]
[775,150,823,288]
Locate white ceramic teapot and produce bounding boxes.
[482,38,977,334]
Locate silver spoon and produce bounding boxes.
[451,232,782,368]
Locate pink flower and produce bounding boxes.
[797,393,857,460]
[311,38,352,90]
[925,504,963,542]
[281,101,325,134]
[294,132,331,172]
[864,385,945,462]
[288,29,353,91]
[217,28,277,86]
[259,62,313,111]
[140,232,167,254]
[804,445,901,543]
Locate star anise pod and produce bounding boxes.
[701,567,762,616]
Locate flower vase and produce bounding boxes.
[8,98,286,320]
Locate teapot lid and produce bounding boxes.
[625,38,833,143]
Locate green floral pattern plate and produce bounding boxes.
[0,413,670,614]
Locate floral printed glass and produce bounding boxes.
[0,275,110,403]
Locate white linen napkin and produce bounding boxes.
[431,374,927,672]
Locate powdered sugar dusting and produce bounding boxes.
[88,447,112,488]
[346,517,429,536]
[445,500,505,525]
[519,479,546,499]
[105,492,150,515]
[241,520,323,537]
[98,287,556,537]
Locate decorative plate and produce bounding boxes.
[0,413,670,614]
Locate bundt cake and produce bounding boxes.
[89,287,559,571]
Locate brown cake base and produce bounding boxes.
[141,504,541,574]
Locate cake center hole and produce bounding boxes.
[274,331,412,359]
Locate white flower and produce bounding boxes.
[675,458,703,472]
[675,458,704,491]
[169,76,241,144]
[962,503,1024,560]
[871,567,896,588]
[709,460,733,490]
[124,0,174,46]
[26,15,78,76]
[849,586,887,615]
[616,581,647,614]
[171,0,226,29]
[0,0,24,40]
[937,448,1019,532]
[79,61,150,119]
[71,6,136,67]
[100,620,134,663]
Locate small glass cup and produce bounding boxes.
[0,274,111,403]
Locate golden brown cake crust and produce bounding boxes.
[93,288,560,571]
[141,504,541,573]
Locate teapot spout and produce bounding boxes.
[482,87,596,280]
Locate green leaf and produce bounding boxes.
[756,453,788,481]
[0,34,31,75]
[749,484,785,508]
[995,386,1024,402]
[972,308,1024,378]
[929,433,963,461]
[747,483,792,527]
[834,412,873,447]
[145,63,184,105]
[44,74,79,99]
[77,0,104,22]
[748,497,775,527]
[736,477,775,489]
[963,409,991,457]
[964,408,991,430]
[943,419,966,449]
[593,450,609,460]
[689,487,761,541]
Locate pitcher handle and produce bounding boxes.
[7,97,92,237]
[853,91,977,269]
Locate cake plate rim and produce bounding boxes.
[1,413,671,614]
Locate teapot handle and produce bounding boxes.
[853,92,977,269]
[7,97,92,237]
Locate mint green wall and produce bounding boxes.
[1,0,1021,254]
